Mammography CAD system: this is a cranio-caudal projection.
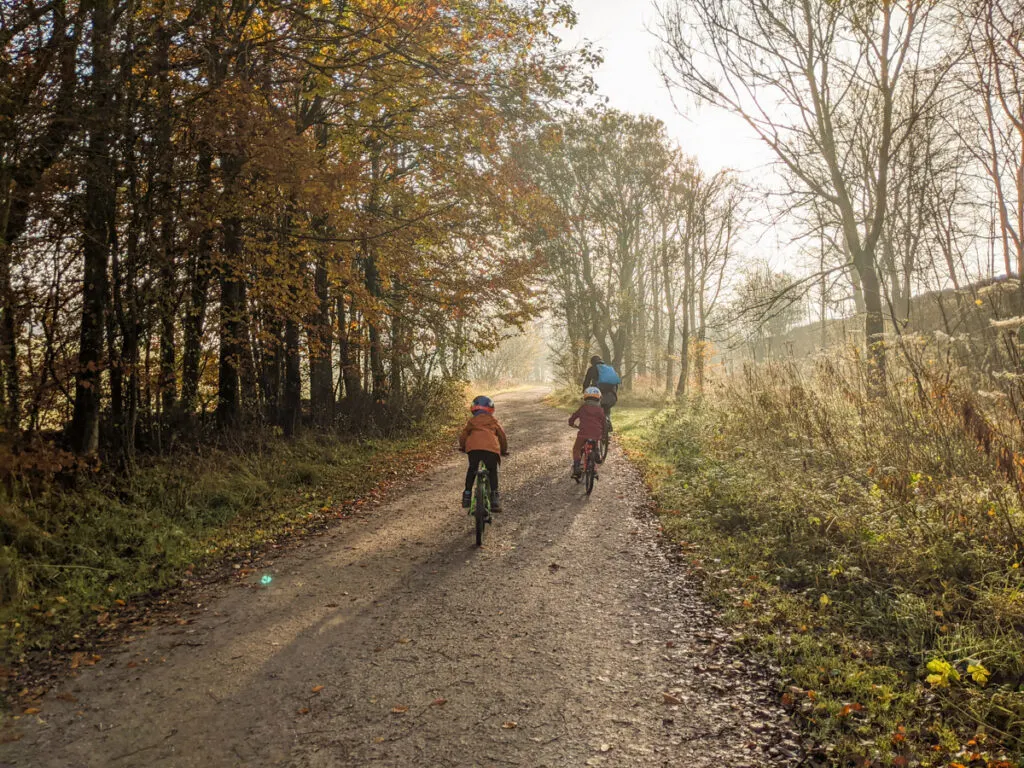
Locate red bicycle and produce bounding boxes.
[575,438,599,495]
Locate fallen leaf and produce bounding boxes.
[69,653,83,670]
[22,708,40,715]
[662,692,682,705]
[600,743,611,752]
[397,638,411,644]
[373,736,386,744]
[297,708,310,715]
[311,685,324,694]
[431,698,447,706]
[391,706,409,714]
[502,721,517,729]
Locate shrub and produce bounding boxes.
[622,348,1024,766]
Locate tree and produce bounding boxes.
[657,0,948,384]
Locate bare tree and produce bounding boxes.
[958,0,1024,278]
[657,0,948,384]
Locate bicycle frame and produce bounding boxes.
[472,461,491,546]
[582,438,598,495]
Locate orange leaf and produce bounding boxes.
[391,706,409,714]
[311,685,324,694]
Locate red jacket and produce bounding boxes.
[459,413,508,455]
[569,404,605,441]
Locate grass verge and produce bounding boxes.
[614,369,1024,768]
[0,418,458,671]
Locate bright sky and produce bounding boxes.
[565,0,774,176]
[564,0,793,268]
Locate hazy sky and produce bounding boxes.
[566,0,774,176]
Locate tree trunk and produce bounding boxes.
[675,247,693,397]
[364,246,387,399]
[155,15,176,418]
[216,153,245,429]
[856,251,887,386]
[309,257,333,425]
[337,292,362,401]
[281,317,301,436]
[0,235,17,431]
[71,0,114,456]
[181,149,213,413]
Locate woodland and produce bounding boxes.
[5,0,1024,765]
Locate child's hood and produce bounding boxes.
[470,412,501,426]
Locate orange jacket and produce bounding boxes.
[459,413,508,455]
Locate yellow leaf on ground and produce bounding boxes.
[502,721,517,729]
[311,685,324,693]
[391,706,409,714]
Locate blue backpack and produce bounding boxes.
[596,364,621,386]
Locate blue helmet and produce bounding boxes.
[471,395,495,415]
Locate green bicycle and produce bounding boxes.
[469,460,492,546]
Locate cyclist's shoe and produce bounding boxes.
[571,461,581,480]
[491,492,502,512]
[461,490,472,508]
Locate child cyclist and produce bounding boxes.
[459,395,509,511]
[568,387,606,479]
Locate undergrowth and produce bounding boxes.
[0,392,462,668]
[618,355,1024,768]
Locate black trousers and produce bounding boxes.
[465,450,499,493]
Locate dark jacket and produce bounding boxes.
[569,403,606,441]
[582,363,619,393]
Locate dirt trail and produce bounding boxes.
[3,389,797,767]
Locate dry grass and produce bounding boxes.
[620,344,1024,767]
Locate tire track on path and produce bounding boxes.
[3,388,797,767]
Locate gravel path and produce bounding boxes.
[2,389,796,767]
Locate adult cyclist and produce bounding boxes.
[581,355,621,430]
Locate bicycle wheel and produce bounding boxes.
[598,431,609,463]
[474,473,488,546]
[585,446,596,495]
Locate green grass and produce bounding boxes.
[615,368,1024,768]
[0,419,457,667]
